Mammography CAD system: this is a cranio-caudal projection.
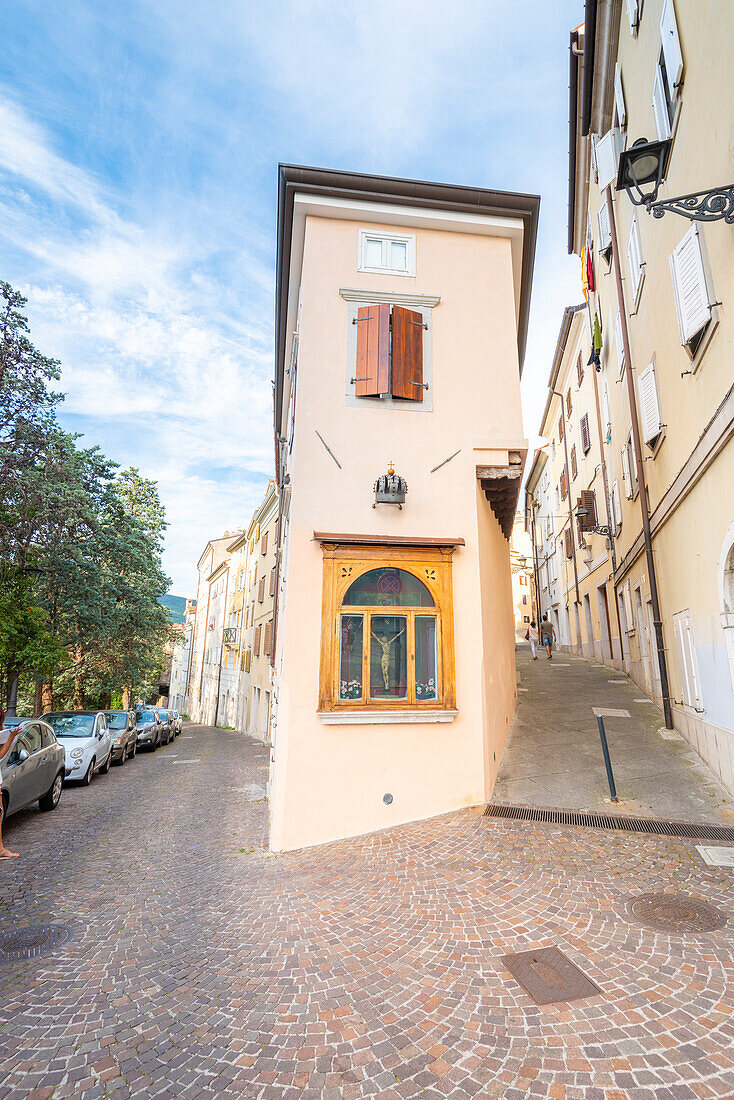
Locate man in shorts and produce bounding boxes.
[540,614,556,659]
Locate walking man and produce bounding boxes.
[540,614,556,659]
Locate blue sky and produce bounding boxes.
[1,0,582,595]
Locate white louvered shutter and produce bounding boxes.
[595,128,621,191]
[590,134,599,184]
[614,309,625,372]
[598,202,612,253]
[602,380,611,433]
[612,481,622,528]
[614,64,627,127]
[660,0,684,99]
[626,0,639,35]
[628,436,638,484]
[673,610,701,709]
[638,362,662,444]
[652,66,671,141]
[670,225,711,345]
[621,446,632,498]
[627,216,644,303]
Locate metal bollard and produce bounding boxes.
[596,716,619,802]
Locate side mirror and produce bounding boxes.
[18,748,29,763]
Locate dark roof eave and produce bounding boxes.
[580,0,598,138]
[568,29,582,255]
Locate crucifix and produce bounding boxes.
[371,627,405,691]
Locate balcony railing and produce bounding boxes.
[223,627,238,645]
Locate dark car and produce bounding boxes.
[154,708,174,745]
[0,719,66,818]
[135,708,162,750]
[103,710,138,764]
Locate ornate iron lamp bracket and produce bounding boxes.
[647,185,734,222]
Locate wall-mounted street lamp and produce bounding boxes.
[574,502,612,539]
[616,137,734,222]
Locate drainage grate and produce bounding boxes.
[501,946,601,1005]
[484,802,734,841]
[626,894,726,933]
[0,924,72,961]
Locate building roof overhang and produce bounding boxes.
[313,532,465,549]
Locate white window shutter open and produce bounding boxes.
[652,66,671,141]
[626,0,639,35]
[602,380,611,432]
[660,0,684,99]
[595,128,622,191]
[638,361,663,444]
[621,446,632,498]
[673,610,701,709]
[590,133,599,184]
[614,309,625,372]
[612,480,622,527]
[598,202,612,253]
[614,64,627,127]
[627,216,644,302]
[670,225,711,345]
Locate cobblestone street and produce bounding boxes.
[1,722,734,1099]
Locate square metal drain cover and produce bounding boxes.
[501,947,601,1005]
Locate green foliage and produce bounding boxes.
[0,280,173,714]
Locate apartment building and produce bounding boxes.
[243,479,278,742]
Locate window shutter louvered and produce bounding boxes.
[269,566,277,597]
[576,352,584,387]
[614,64,626,127]
[580,413,591,454]
[566,388,572,417]
[261,531,268,555]
[612,479,622,527]
[627,216,644,303]
[595,127,622,191]
[670,225,711,345]
[590,133,599,183]
[564,528,573,559]
[602,381,611,434]
[581,489,597,529]
[570,444,577,480]
[621,445,633,498]
[258,575,266,603]
[638,362,663,445]
[652,66,672,140]
[598,203,612,254]
[254,625,261,656]
[614,309,625,373]
[263,621,273,657]
[390,306,424,400]
[558,415,564,443]
[673,611,701,709]
[355,303,390,396]
[660,0,684,99]
[626,0,639,35]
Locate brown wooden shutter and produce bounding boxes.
[260,531,268,556]
[244,650,251,673]
[560,469,568,501]
[580,413,591,454]
[564,528,573,559]
[355,303,390,396]
[391,306,424,401]
[558,416,564,443]
[254,625,261,656]
[576,352,584,386]
[581,489,597,528]
[570,444,577,480]
[269,566,276,596]
[258,576,266,603]
[566,388,573,416]
[263,621,273,656]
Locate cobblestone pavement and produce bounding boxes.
[1,723,733,1099]
[496,642,734,822]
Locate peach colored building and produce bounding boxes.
[269,166,539,850]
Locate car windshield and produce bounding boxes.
[104,712,128,730]
[137,711,157,724]
[45,714,96,737]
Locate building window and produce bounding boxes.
[576,352,584,387]
[358,230,415,276]
[580,413,591,455]
[349,302,426,403]
[621,432,638,499]
[638,360,664,448]
[261,531,268,555]
[318,547,456,714]
[566,388,573,417]
[570,444,578,481]
[653,1,683,142]
[670,225,714,357]
[558,416,564,443]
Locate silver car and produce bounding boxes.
[1,719,66,818]
[42,711,113,785]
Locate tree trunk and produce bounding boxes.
[122,685,131,710]
[42,679,53,712]
[6,671,19,718]
[33,679,44,717]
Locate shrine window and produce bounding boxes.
[318,545,457,721]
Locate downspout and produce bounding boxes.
[553,391,581,606]
[529,494,542,623]
[605,187,673,728]
[213,565,231,728]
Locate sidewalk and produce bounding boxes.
[494,640,734,823]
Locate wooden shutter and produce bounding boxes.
[354,303,390,396]
[566,388,572,417]
[638,362,663,444]
[627,216,644,303]
[564,528,573,559]
[244,650,251,673]
[253,625,261,656]
[614,309,625,373]
[570,444,578,480]
[560,468,568,501]
[263,621,273,657]
[576,352,584,387]
[269,566,277,597]
[258,575,266,603]
[391,306,424,401]
[598,203,612,254]
[670,225,711,345]
[581,489,597,529]
[558,415,564,443]
[614,64,626,127]
[626,0,639,35]
[580,413,591,454]
[660,0,683,99]
[260,531,268,556]
[652,65,671,140]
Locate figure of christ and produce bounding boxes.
[371,626,406,692]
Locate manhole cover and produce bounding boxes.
[501,946,601,1005]
[626,894,726,933]
[0,924,73,960]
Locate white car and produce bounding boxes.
[41,711,113,785]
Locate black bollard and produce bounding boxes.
[596,715,619,802]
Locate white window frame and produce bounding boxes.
[358,230,416,277]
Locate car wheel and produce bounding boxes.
[130,740,137,759]
[99,751,112,775]
[82,759,95,785]
[39,772,63,811]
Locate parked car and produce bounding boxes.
[103,710,138,764]
[41,711,113,785]
[154,708,174,745]
[171,710,183,735]
[0,719,66,818]
[1,714,31,729]
[135,708,162,750]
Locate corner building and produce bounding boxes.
[269,166,539,850]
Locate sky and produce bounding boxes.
[1,0,582,596]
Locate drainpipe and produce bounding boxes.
[553,390,581,607]
[529,494,542,623]
[213,564,231,728]
[605,187,673,728]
